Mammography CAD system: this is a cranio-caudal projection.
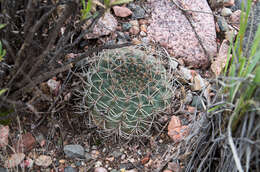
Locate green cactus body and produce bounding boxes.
[84,46,172,139]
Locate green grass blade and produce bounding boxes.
[250,24,260,57]
[104,0,110,8]
[0,89,7,96]
[0,41,6,61]
[110,0,133,6]
[207,104,224,113]
[0,24,6,30]
[246,50,260,75]
[229,64,236,102]
[234,0,252,58]
[81,0,86,9]
[253,66,260,84]
[81,0,92,20]
[238,56,247,77]
[224,37,233,76]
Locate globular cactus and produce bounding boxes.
[82,46,172,139]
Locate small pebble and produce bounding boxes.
[129,158,135,163]
[85,153,92,161]
[217,16,229,32]
[75,161,81,167]
[179,66,192,81]
[111,149,123,158]
[141,37,150,44]
[94,167,108,172]
[140,25,147,32]
[163,170,173,172]
[121,154,126,160]
[122,23,132,31]
[191,96,204,110]
[59,159,66,164]
[95,161,103,168]
[106,157,115,162]
[126,169,138,172]
[128,4,145,19]
[110,170,118,172]
[35,155,52,168]
[129,25,140,35]
[139,19,148,25]
[230,10,241,29]
[184,92,193,104]
[64,144,85,159]
[64,166,77,172]
[129,20,139,27]
[91,150,100,159]
[140,31,147,37]
[223,0,234,7]
[221,7,232,17]
[119,162,135,170]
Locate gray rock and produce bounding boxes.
[64,167,77,172]
[117,32,130,40]
[184,92,193,104]
[122,23,132,31]
[91,145,97,150]
[169,60,178,70]
[119,163,135,170]
[116,32,131,44]
[217,16,229,32]
[41,169,51,172]
[110,170,119,172]
[191,96,204,110]
[75,161,81,167]
[128,4,145,19]
[111,149,123,158]
[85,152,92,161]
[179,66,192,81]
[221,7,233,16]
[0,167,8,172]
[105,40,116,46]
[64,144,85,159]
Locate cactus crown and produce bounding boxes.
[82,46,172,139]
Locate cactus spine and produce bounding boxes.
[82,46,172,139]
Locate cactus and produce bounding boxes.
[82,46,172,139]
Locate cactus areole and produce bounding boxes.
[83,46,172,139]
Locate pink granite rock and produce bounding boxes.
[147,0,217,68]
[112,6,133,17]
[84,12,118,39]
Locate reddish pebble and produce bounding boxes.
[112,6,132,17]
[141,155,150,165]
[163,170,173,172]
[15,133,36,153]
[168,126,189,142]
[223,0,234,7]
[139,19,148,25]
[168,116,181,130]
